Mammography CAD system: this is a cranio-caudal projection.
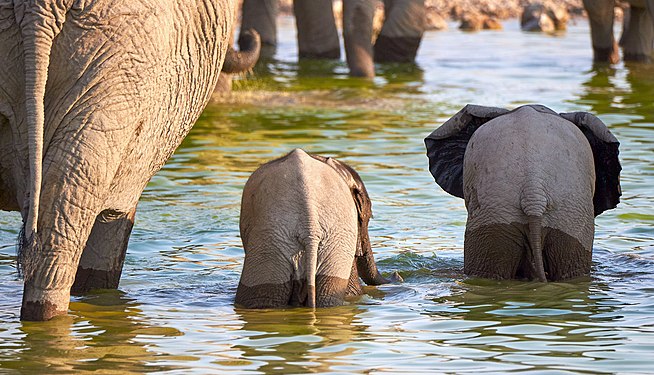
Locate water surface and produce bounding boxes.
[1,18,653,374]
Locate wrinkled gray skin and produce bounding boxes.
[583,0,654,63]
[0,0,254,321]
[236,149,388,308]
[425,105,621,281]
[238,0,425,78]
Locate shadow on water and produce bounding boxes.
[0,290,182,373]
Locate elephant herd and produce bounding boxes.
[0,0,634,321]
[236,105,621,308]
[237,0,654,80]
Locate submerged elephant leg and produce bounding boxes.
[542,227,592,281]
[293,0,341,59]
[71,208,136,294]
[463,223,526,280]
[343,0,376,77]
[583,0,619,64]
[621,5,654,62]
[374,0,425,63]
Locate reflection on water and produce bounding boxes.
[1,19,654,373]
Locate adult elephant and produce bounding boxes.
[239,0,426,78]
[0,0,258,321]
[424,105,621,281]
[235,149,389,308]
[583,0,654,63]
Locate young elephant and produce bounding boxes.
[425,105,621,281]
[235,149,389,308]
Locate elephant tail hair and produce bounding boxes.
[527,215,547,282]
[305,237,319,308]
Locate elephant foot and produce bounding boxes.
[71,267,122,295]
[20,286,69,321]
[298,48,341,60]
[373,35,422,63]
[593,43,620,64]
[623,53,652,63]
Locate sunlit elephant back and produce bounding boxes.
[0,0,241,321]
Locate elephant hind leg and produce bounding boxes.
[346,259,363,297]
[71,207,136,295]
[542,227,592,281]
[235,281,294,308]
[463,223,525,280]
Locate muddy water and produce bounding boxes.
[1,18,653,373]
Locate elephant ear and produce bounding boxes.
[559,112,622,216]
[311,155,372,257]
[424,104,509,198]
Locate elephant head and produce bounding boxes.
[236,149,388,309]
[424,105,621,281]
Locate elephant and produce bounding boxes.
[235,149,389,308]
[520,2,569,33]
[424,105,622,281]
[238,0,426,78]
[583,0,654,63]
[0,0,258,321]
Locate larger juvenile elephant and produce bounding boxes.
[583,0,654,63]
[239,0,426,78]
[424,105,621,281]
[236,149,389,308]
[0,0,258,321]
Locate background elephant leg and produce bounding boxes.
[374,0,425,63]
[542,227,592,281]
[293,0,341,59]
[343,0,376,77]
[463,223,525,280]
[71,208,136,294]
[583,0,619,63]
[241,0,279,58]
[621,5,654,62]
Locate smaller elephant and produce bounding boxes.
[235,149,389,308]
[425,105,621,281]
[520,2,569,33]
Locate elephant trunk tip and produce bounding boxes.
[221,29,261,74]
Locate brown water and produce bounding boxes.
[1,18,653,374]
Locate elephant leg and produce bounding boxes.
[241,0,279,58]
[542,227,592,281]
[343,0,376,77]
[316,274,350,307]
[293,0,341,59]
[71,207,136,294]
[235,248,294,308]
[583,0,619,64]
[463,223,526,280]
[374,0,425,63]
[346,259,363,297]
[621,5,654,62]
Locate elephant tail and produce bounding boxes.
[526,215,547,282]
[17,4,70,276]
[305,236,319,308]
